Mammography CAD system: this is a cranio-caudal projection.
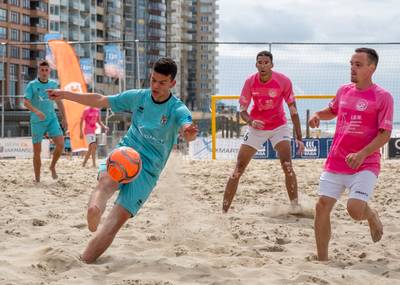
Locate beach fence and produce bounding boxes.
[1,41,400,159]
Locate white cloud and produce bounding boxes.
[218,0,400,42]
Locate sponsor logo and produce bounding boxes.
[64,82,83,93]
[356,99,368,111]
[268,90,278,98]
[355,190,368,197]
[160,115,168,125]
[137,106,144,113]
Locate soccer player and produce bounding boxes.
[222,51,305,213]
[80,106,108,167]
[309,48,393,261]
[23,60,67,182]
[48,57,197,263]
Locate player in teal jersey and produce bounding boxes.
[24,60,67,182]
[48,57,198,263]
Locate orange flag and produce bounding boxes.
[48,40,88,152]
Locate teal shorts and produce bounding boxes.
[99,160,158,216]
[31,119,63,144]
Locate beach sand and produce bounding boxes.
[0,156,399,285]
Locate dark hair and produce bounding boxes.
[256,50,273,63]
[355,47,379,66]
[153,57,177,80]
[38,59,50,67]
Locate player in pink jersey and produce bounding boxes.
[80,106,108,167]
[309,48,393,261]
[222,51,305,213]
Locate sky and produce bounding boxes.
[214,0,400,125]
[218,0,400,43]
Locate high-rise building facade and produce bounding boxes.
[187,0,218,111]
[0,0,48,110]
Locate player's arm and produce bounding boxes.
[23,99,45,120]
[181,123,198,142]
[309,107,337,128]
[97,115,109,132]
[55,100,68,130]
[346,129,391,169]
[288,102,302,141]
[79,114,84,138]
[47,89,110,108]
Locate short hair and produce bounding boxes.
[153,57,177,80]
[256,50,273,63]
[38,59,50,67]
[355,47,379,66]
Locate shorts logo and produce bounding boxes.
[355,190,368,197]
[356,99,368,111]
[160,115,168,125]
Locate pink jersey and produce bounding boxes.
[325,83,393,176]
[239,71,295,130]
[82,107,100,135]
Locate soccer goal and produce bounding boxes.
[210,94,335,160]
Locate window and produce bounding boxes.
[50,20,59,31]
[22,14,30,25]
[96,75,103,83]
[96,60,103,68]
[0,9,6,21]
[9,64,18,80]
[9,0,19,6]
[22,0,30,9]
[10,11,19,24]
[96,45,103,53]
[50,5,60,15]
[22,48,30,59]
[22,32,30,42]
[10,29,19,41]
[0,27,6,39]
[10,47,19,58]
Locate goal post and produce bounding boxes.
[210,94,335,160]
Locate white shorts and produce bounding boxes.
[85,134,97,145]
[319,170,377,202]
[242,124,291,150]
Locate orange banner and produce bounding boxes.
[48,40,88,152]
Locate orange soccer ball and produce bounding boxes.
[106,147,142,184]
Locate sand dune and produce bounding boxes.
[0,156,399,284]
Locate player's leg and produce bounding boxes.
[222,144,257,213]
[87,171,119,232]
[31,122,46,182]
[271,125,298,204]
[315,171,345,260]
[82,168,157,263]
[49,135,64,179]
[82,143,92,167]
[81,204,131,264]
[48,119,64,179]
[315,195,336,261]
[33,142,42,182]
[346,171,382,242]
[274,140,298,203]
[91,142,97,167]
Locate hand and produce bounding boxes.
[183,123,198,142]
[345,152,366,169]
[250,120,265,129]
[296,139,305,155]
[35,111,45,121]
[309,113,320,128]
[47,89,64,101]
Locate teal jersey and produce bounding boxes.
[24,79,59,123]
[108,89,192,177]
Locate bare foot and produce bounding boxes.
[87,206,101,232]
[368,209,383,242]
[49,167,58,179]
